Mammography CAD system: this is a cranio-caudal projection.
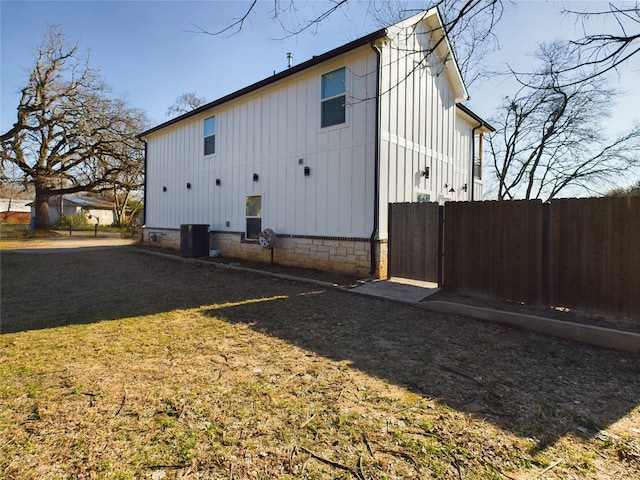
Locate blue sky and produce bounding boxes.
[1,1,638,142]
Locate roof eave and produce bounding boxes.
[139,28,388,139]
[426,9,468,102]
[456,103,495,132]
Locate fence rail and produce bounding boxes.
[388,197,640,319]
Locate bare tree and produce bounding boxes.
[166,92,207,117]
[0,162,33,205]
[188,0,503,88]
[561,3,640,85]
[106,136,145,226]
[508,4,639,88]
[357,0,502,87]
[0,26,148,229]
[489,41,640,201]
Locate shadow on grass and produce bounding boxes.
[0,248,299,334]
[2,247,639,453]
[205,290,640,452]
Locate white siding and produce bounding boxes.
[144,13,482,248]
[145,46,378,238]
[376,17,476,238]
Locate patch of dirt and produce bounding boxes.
[1,246,639,479]
[142,245,640,334]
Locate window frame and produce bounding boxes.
[204,116,216,156]
[245,195,262,241]
[320,67,347,129]
[417,193,431,203]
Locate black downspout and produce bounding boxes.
[471,125,480,201]
[142,140,148,225]
[369,41,382,277]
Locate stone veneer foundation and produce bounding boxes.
[143,228,387,278]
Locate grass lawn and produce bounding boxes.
[1,247,639,479]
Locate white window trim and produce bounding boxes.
[319,66,349,131]
[203,115,216,157]
[245,195,262,241]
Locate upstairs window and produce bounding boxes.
[321,67,346,128]
[204,116,216,155]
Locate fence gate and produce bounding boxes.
[388,202,442,282]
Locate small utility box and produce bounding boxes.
[180,224,209,257]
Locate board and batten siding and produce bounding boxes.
[145,45,378,239]
[454,114,479,198]
[375,16,476,239]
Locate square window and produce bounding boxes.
[321,67,346,128]
[204,116,215,155]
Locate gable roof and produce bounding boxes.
[47,195,114,210]
[386,8,467,102]
[139,7,478,138]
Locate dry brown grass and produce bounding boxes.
[1,246,639,479]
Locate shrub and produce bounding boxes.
[58,213,87,228]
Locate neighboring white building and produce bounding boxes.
[0,198,31,213]
[139,8,493,277]
[31,195,116,226]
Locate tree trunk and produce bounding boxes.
[34,189,51,229]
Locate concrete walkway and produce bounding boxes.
[351,277,440,302]
[3,236,139,253]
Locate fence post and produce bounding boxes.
[541,202,550,306]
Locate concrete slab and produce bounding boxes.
[352,277,440,303]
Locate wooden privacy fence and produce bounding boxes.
[388,202,442,283]
[388,196,640,319]
[444,200,544,305]
[547,197,640,318]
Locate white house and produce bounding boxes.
[31,195,116,226]
[139,8,493,277]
